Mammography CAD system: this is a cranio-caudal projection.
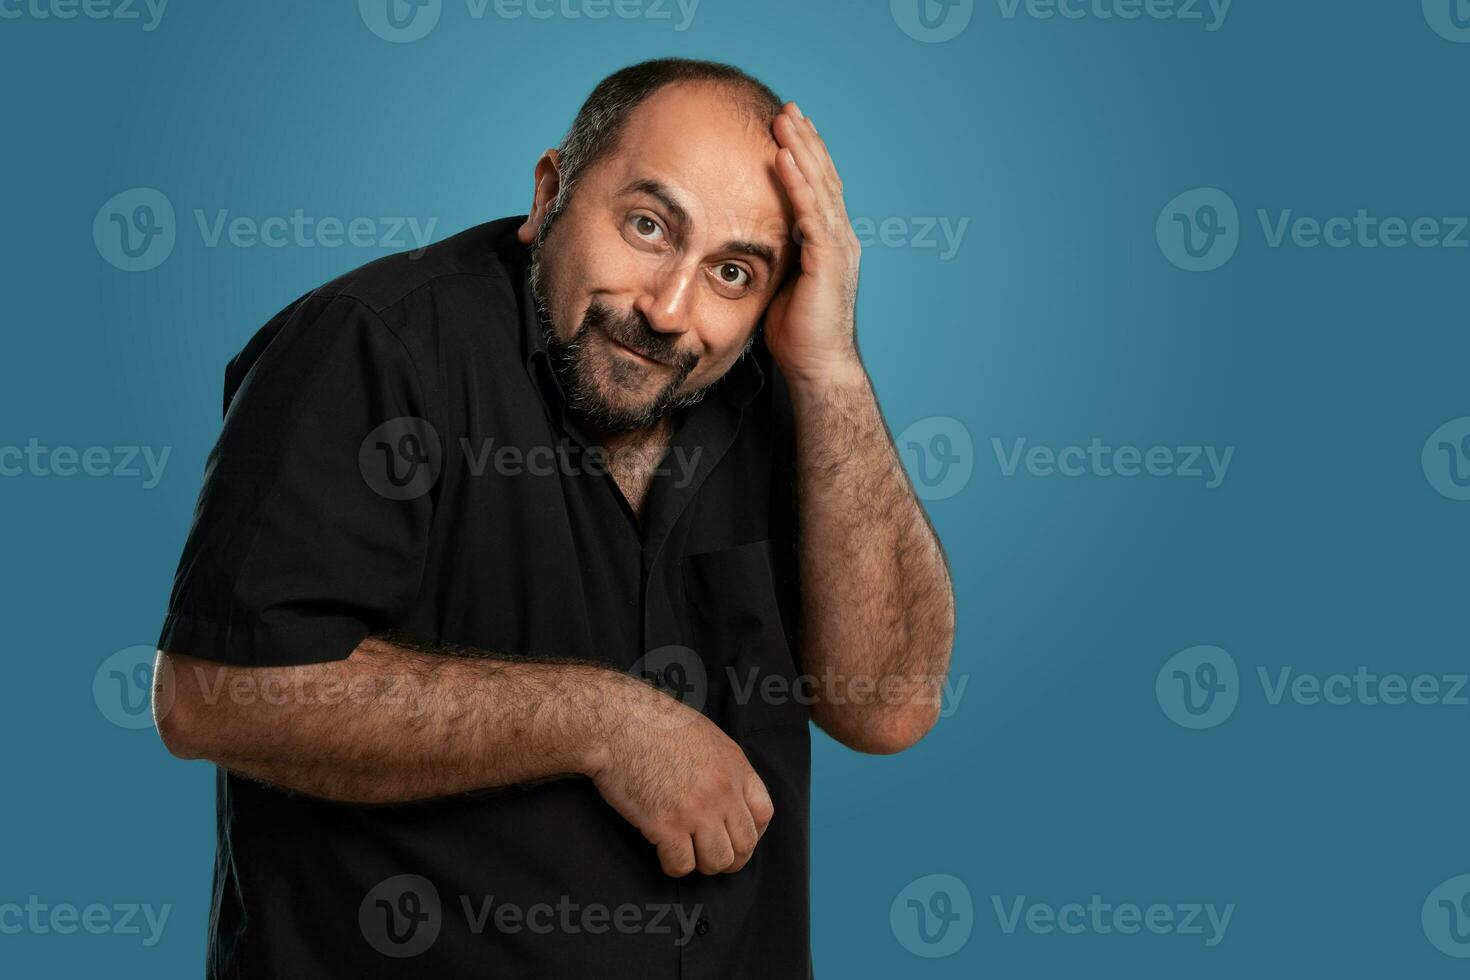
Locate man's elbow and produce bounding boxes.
[814,699,942,755]
[153,650,210,761]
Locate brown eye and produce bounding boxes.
[718,263,750,287]
[631,215,663,240]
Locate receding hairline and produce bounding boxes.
[588,78,784,168]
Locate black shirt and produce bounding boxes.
[157,217,812,978]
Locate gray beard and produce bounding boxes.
[528,242,736,434]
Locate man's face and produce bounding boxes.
[526,82,795,433]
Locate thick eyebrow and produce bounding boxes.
[617,177,781,272]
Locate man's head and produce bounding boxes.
[518,58,796,434]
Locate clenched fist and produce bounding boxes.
[583,674,775,877]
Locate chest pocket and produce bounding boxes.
[680,539,808,737]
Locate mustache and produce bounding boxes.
[583,301,695,370]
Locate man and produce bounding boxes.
[154,57,955,978]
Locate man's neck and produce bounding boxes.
[587,411,682,521]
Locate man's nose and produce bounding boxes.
[634,264,697,336]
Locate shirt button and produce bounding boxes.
[694,917,710,937]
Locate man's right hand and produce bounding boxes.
[583,676,775,877]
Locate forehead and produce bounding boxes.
[593,83,793,250]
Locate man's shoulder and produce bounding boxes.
[312,216,528,319]
[220,217,530,415]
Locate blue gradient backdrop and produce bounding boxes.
[2,0,1468,975]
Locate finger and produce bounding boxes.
[724,807,760,874]
[775,111,837,204]
[693,823,736,875]
[790,104,842,190]
[774,147,822,243]
[774,125,853,252]
[783,105,856,250]
[657,835,697,878]
[744,774,775,839]
[775,148,843,259]
[781,104,846,212]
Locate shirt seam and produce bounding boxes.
[315,267,512,322]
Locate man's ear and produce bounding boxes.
[516,148,563,245]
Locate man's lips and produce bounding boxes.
[603,327,666,367]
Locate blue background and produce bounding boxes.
[3,0,1468,975]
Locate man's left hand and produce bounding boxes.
[764,101,864,386]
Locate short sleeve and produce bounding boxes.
[156,292,434,667]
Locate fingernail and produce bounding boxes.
[791,102,803,119]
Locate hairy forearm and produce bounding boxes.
[788,361,956,753]
[156,635,651,804]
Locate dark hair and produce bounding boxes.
[536,58,783,242]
